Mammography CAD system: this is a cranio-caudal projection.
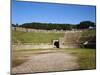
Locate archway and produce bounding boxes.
[54,41,59,48]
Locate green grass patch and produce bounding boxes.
[64,48,96,70]
[80,30,96,43]
[82,29,96,37]
[12,31,64,43]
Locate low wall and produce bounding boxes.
[60,44,80,48]
[12,44,53,50]
[12,43,80,50]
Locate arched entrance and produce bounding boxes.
[53,40,59,48]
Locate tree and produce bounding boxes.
[12,24,16,27]
[77,21,95,29]
[16,24,19,27]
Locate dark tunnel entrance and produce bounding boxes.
[54,41,59,48]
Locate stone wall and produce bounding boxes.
[59,31,82,48]
[12,43,53,50]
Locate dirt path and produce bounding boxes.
[12,50,79,74]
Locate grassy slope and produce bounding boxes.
[12,31,64,43]
[64,48,96,70]
[80,29,96,43]
[12,29,96,44]
[82,29,96,36]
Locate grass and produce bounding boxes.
[79,29,96,43]
[12,31,64,44]
[82,29,96,37]
[64,48,96,70]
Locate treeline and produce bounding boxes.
[12,21,96,30]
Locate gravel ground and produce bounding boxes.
[12,50,79,74]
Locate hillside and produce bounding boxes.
[12,30,64,44]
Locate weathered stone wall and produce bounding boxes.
[12,43,53,50]
[12,27,67,33]
[59,31,82,48]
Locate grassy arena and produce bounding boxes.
[12,29,96,70]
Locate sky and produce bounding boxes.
[12,0,96,25]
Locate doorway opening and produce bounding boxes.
[53,40,59,48]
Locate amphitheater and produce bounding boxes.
[12,27,82,50]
